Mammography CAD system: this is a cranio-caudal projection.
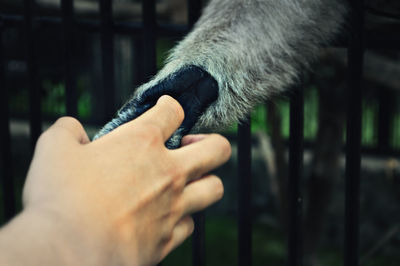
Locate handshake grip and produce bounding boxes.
[94,66,219,149]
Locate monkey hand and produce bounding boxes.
[94,65,218,149]
[95,0,347,148]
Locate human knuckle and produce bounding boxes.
[213,177,224,200]
[56,116,81,128]
[51,116,85,140]
[167,166,185,191]
[186,217,195,235]
[162,225,174,242]
[136,124,163,144]
[171,201,184,216]
[36,127,57,148]
[37,130,51,144]
[212,134,232,157]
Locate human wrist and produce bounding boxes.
[0,207,113,266]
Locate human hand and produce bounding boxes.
[22,95,231,266]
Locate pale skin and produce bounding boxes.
[0,95,231,266]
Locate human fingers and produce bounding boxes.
[48,116,90,144]
[182,175,224,215]
[160,216,194,260]
[181,134,207,146]
[133,95,184,141]
[173,134,231,182]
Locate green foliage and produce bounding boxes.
[77,90,92,119]
[223,86,319,141]
[362,100,379,147]
[223,86,400,150]
[162,216,287,266]
[156,38,176,70]
[41,79,92,119]
[161,216,400,266]
[304,86,319,140]
[251,103,269,133]
[277,100,290,138]
[42,80,66,115]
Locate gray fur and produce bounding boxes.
[95,0,347,141]
[94,107,135,139]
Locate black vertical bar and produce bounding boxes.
[141,0,157,81]
[192,212,206,266]
[187,1,205,265]
[238,118,252,266]
[61,0,77,117]
[188,0,202,28]
[0,19,16,221]
[24,0,41,150]
[134,39,143,87]
[288,86,304,266]
[344,1,364,266]
[100,0,115,120]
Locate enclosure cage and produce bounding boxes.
[1,0,400,266]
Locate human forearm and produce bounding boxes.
[0,208,109,266]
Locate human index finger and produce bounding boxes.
[133,95,185,142]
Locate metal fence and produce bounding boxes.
[0,0,399,266]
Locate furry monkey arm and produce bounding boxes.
[95,0,347,148]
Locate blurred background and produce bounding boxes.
[0,0,400,266]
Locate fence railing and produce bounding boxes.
[1,1,400,266]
